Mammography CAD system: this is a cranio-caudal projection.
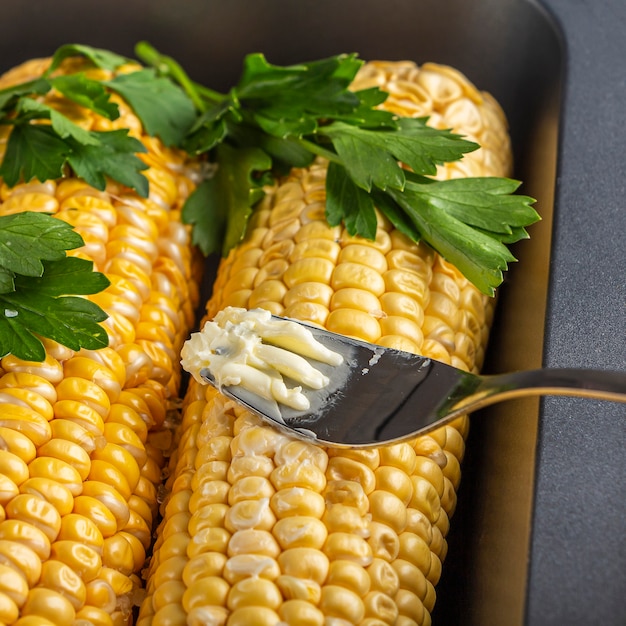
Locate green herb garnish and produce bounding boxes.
[0,212,110,361]
[0,44,196,195]
[136,42,539,296]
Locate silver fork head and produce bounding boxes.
[200,322,473,447]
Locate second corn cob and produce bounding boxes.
[0,56,202,625]
[138,60,513,625]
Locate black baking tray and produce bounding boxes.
[0,1,623,624]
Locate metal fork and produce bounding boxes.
[200,319,626,448]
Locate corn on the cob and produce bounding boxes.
[0,56,202,625]
[139,60,512,626]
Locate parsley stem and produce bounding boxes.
[135,41,210,113]
[295,137,342,165]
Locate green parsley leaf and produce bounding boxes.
[106,69,196,146]
[16,256,110,297]
[182,143,272,256]
[67,129,149,196]
[0,213,84,277]
[17,98,99,146]
[0,78,50,111]
[0,290,109,361]
[47,44,131,75]
[51,74,120,119]
[137,43,540,294]
[0,123,68,187]
[326,162,378,240]
[380,178,538,296]
[0,267,15,294]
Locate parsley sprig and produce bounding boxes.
[0,44,196,197]
[0,212,110,361]
[136,42,539,296]
[0,44,197,360]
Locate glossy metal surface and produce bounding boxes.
[201,322,626,447]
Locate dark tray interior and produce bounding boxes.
[0,1,565,624]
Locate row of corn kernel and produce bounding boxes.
[0,56,201,625]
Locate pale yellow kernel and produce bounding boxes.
[273,515,328,550]
[0,450,28,486]
[370,490,409,534]
[187,527,230,557]
[227,529,280,558]
[0,561,28,606]
[322,504,369,536]
[0,519,50,560]
[225,498,276,532]
[326,308,381,342]
[331,262,385,296]
[73,495,118,538]
[248,280,288,309]
[221,289,253,309]
[409,476,442,524]
[290,238,341,263]
[441,452,462,492]
[270,462,326,492]
[404,509,433,545]
[294,220,341,242]
[283,257,334,288]
[283,281,334,308]
[380,315,425,348]
[339,244,388,273]
[278,599,324,626]
[189,481,230,512]
[394,587,426,623]
[327,447,380,469]
[152,555,187,589]
[151,602,187,626]
[367,521,400,561]
[398,531,432,576]
[223,554,280,584]
[319,584,366,623]
[232,425,289,457]
[323,532,373,567]
[383,269,428,303]
[182,576,230,611]
[385,248,432,278]
[186,606,229,626]
[330,287,382,315]
[225,606,280,626]
[0,591,18,623]
[182,552,228,587]
[228,477,275,505]
[283,301,329,325]
[252,259,290,288]
[50,540,102,583]
[276,574,321,603]
[327,457,377,494]
[340,228,392,254]
[323,480,369,516]
[39,559,86,609]
[277,547,329,584]
[227,577,282,611]
[427,551,442,585]
[364,590,400,624]
[227,456,274,482]
[367,558,400,596]
[270,487,325,520]
[392,559,428,599]
[21,587,76,624]
[189,504,229,535]
[327,559,371,596]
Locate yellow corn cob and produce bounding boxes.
[0,57,202,625]
[139,60,512,625]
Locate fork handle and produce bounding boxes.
[471,367,626,410]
